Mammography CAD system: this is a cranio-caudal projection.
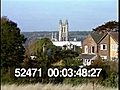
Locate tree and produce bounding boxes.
[1,16,26,78]
[92,21,118,34]
[61,50,79,68]
[23,37,63,83]
[25,37,53,56]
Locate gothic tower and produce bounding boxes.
[59,20,68,41]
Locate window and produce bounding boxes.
[91,46,95,53]
[100,44,107,50]
[64,27,65,32]
[62,37,66,41]
[111,57,117,61]
[62,26,66,32]
[101,56,107,60]
[84,45,88,54]
[61,27,63,32]
[112,44,118,51]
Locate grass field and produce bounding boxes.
[1,83,118,90]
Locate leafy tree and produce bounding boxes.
[1,16,26,78]
[25,37,53,56]
[92,21,118,34]
[24,40,37,56]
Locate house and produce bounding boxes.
[76,31,119,62]
[76,33,104,60]
[98,32,119,61]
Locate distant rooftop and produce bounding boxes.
[52,41,81,47]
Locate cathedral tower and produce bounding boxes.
[59,20,68,41]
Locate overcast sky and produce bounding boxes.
[2,0,118,32]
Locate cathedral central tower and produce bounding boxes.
[59,20,68,41]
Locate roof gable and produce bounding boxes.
[90,33,104,43]
[97,32,119,44]
[109,32,119,43]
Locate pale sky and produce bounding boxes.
[1,0,118,32]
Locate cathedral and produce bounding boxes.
[51,20,81,51]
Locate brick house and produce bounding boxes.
[76,33,104,60]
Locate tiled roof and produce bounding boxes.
[90,33,104,43]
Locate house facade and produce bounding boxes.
[98,32,119,61]
[110,34,118,61]
[82,33,104,54]
[77,33,104,60]
[98,33,110,60]
[110,32,119,61]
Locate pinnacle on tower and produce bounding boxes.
[59,20,62,24]
[65,20,68,25]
